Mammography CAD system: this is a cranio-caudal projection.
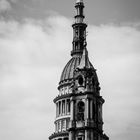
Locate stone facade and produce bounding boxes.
[49,1,109,140]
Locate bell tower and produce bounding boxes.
[49,1,109,140]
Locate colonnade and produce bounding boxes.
[56,99,70,117]
[55,118,70,133]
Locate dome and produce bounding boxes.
[60,55,93,83]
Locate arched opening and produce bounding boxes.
[64,137,69,140]
[78,76,84,86]
[77,101,85,121]
[78,101,85,112]
[78,138,82,140]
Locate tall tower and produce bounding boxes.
[49,0,109,140]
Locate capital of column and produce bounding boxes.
[70,96,75,101]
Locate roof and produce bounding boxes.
[60,54,93,83]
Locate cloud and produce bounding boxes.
[0,15,140,140]
[87,24,140,140]
[0,0,11,12]
[0,15,72,140]
[0,0,17,13]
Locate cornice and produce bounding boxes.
[49,132,69,139]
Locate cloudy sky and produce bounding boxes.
[0,0,140,140]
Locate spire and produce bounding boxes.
[71,0,87,56]
[77,47,92,69]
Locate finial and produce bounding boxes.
[76,0,83,3]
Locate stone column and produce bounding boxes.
[55,122,56,132]
[55,122,57,132]
[91,131,93,140]
[57,102,59,117]
[69,131,74,140]
[56,102,58,117]
[70,99,74,120]
[60,120,62,132]
[69,97,75,129]
[85,98,90,127]
[85,130,89,140]
[90,100,93,119]
[85,98,89,120]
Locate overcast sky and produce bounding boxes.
[0,0,140,140]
